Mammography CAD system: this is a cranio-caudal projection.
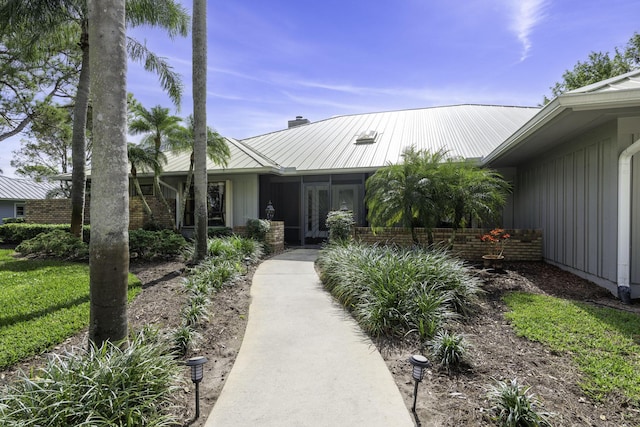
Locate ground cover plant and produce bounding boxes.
[0,249,141,369]
[0,329,181,426]
[173,235,263,355]
[504,292,640,404]
[316,241,481,343]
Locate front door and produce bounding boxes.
[304,184,329,242]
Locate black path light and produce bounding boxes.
[186,356,208,419]
[265,200,275,221]
[409,354,430,413]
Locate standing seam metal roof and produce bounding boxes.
[0,176,57,200]
[241,105,539,172]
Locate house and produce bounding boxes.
[0,175,56,224]
[155,105,538,243]
[82,70,640,300]
[483,69,640,300]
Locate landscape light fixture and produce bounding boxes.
[409,354,430,413]
[186,356,207,419]
[243,256,252,274]
[265,201,275,221]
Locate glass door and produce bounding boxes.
[305,184,329,240]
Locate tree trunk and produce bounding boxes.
[193,0,208,262]
[177,152,194,229]
[132,173,153,221]
[70,21,90,239]
[87,0,129,347]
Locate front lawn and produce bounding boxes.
[0,249,141,368]
[505,292,640,404]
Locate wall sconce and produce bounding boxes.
[408,354,430,413]
[265,200,275,221]
[186,356,208,419]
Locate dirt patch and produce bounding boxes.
[2,259,640,426]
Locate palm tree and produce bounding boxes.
[365,147,446,245]
[87,0,129,346]
[0,0,189,239]
[192,0,207,261]
[172,115,230,229]
[438,159,511,231]
[128,104,183,226]
[127,142,166,224]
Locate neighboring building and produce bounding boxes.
[0,176,56,224]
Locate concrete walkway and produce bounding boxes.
[205,249,414,427]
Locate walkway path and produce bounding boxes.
[205,249,413,427]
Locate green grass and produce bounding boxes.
[504,292,640,404]
[0,249,142,369]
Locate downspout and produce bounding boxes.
[159,180,179,229]
[617,136,640,303]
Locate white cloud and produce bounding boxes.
[506,0,548,61]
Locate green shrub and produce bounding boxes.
[0,223,91,244]
[1,217,25,224]
[326,210,355,242]
[172,324,200,356]
[129,229,188,261]
[245,218,270,241]
[208,226,233,237]
[488,378,552,427]
[430,330,469,372]
[317,242,481,341]
[15,229,89,260]
[0,329,181,426]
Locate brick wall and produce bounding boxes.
[233,220,285,254]
[25,196,175,230]
[353,227,542,262]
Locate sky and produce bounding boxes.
[2,0,640,177]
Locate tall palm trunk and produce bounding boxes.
[178,151,194,229]
[88,0,129,347]
[70,20,90,239]
[192,0,207,261]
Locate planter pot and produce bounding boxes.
[482,254,505,270]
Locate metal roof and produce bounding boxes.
[124,137,281,177]
[241,105,539,173]
[0,175,56,200]
[566,69,640,94]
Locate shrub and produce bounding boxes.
[129,229,188,261]
[15,229,89,260]
[172,324,200,356]
[326,210,355,242]
[317,242,481,341]
[488,378,552,427]
[0,223,91,244]
[208,226,233,237]
[0,329,181,426]
[245,218,270,241]
[2,217,25,224]
[430,330,469,372]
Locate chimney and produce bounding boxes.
[288,115,310,128]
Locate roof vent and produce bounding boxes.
[355,130,378,144]
[288,115,310,128]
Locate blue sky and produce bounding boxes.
[2,0,640,177]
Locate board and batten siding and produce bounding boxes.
[510,120,633,294]
[228,174,259,227]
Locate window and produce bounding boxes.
[15,203,25,218]
[355,130,378,144]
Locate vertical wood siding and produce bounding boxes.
[513,122,619,285]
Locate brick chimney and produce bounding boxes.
[288,115,310,128]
